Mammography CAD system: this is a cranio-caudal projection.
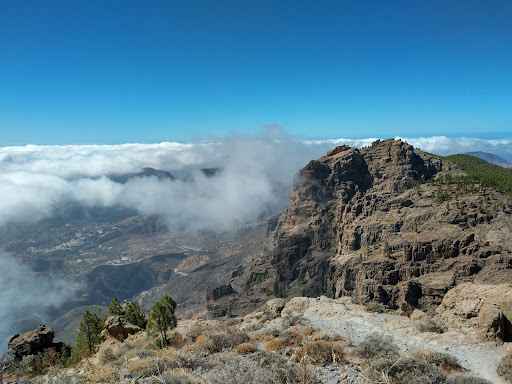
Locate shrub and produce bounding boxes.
[356,333,399,359]
[108,297,124,316]
[202,331,249,353]
[415,350,462,372]
[124,301,147,329]
[366,302,387,313]
[294,340,344,365]
[236,342,257,354]
[205,352,319,384]
[264,337,288,352]
[97,346,117,365]
[415,318,447,334]
[151,372,200,384]
[147,295,178,348]
[71,310,104,362]
[498,353,512,383]
[448,377,492,384]
[366,356,447,384]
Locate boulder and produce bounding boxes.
[7,325,68,361]
[263,298,286,318]
[436,283,512,342]
[103,316,142,341]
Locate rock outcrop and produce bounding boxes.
[436,283,512,342]
[234,139,512,319]
[7,325,69,361]
[102,316,142,341]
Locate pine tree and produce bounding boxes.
[72,310,104,361]
[147,295,177,347]
[124,301,147,329]
[108,297,124,316]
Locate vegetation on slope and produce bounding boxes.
[442,154,512,195]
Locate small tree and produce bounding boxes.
[108,297,124,316]
[124,301,147,329]
[72,310,104,361]
[147,295,177,347]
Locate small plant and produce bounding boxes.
[414,350,461,372]
[71,309,104,362]
[124,301,147,329]
[147,295,178,348]
[108,297,124,316]
[356,333,399,359]
[366,302,387,313]
[201,331,249,353]
[415,318,447,334]
[108,297,147,328]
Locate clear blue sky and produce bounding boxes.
[1,0,511,144]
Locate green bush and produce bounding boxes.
[442,154,512,195]
[147,295,178,347]
[71,310,104,362]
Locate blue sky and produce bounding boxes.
[1,0,511,144]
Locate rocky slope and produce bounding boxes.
[231,139,512,326]
[15,296,509,384]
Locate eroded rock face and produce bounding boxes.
[7,325,68,361]
[240,139,512,314]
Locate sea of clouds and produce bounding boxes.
[0,133,511,351]
[1,134,511,230]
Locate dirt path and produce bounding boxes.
[288,296,507,383]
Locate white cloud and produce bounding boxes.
[0,251,77,351]
[0,134,510,230]
[0,134,326,230]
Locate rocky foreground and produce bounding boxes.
[8,293,511,383]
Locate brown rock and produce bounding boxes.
[103,316,142,341]
[436,283,512,341]
[240,139,512,316]
[7,325,68,361]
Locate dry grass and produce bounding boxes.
[294,340,344,365]
[263,337,288,352]
[235,342,257,354]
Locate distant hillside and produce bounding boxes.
[466,151,511,167]
[444,154,512,195]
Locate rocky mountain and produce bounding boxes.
[220,139,512,321]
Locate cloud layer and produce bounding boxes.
[0,134,327,230]
[0,251,77,352]
[1,135,511,230]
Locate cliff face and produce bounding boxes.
[243,139,512,313]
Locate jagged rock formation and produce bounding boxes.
[7,325,69,361]
[236,139,512,316]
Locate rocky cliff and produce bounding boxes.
[237,139,512,315]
